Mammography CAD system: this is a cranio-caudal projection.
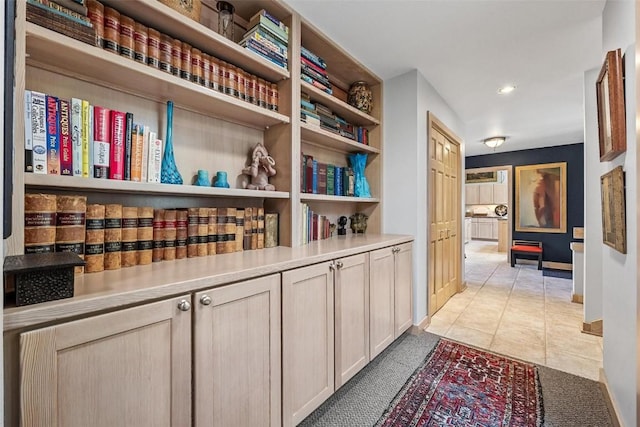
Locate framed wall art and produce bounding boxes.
[465,170,497,183]
[601,166,626,254]
[515,162,567,233]
[596,48,626,162]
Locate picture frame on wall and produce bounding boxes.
[515,162,567,233]
[600,166,626,254]
[596,48,626,162]
[465,170,497,183]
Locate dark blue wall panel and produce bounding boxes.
[465,143,584,264]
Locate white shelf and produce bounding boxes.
[25,174,290,199]
[25,23,290,130]
[300,122,380,155]
[300,194,379,203]
[301,81,380,127]
[100,0,290,83]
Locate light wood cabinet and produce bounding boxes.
[394,242,413,338]
[465,185,480,205]
[193,275,281,427]
[465,218,472,243]
[282,262,335,427]
[493,183,509,204]
[334,253,370,390]
[477,219,494,240]
[19,295,192,427]
[478,184,494,204]
[369,247,396,359]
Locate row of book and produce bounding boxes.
[240,9,289,70]
[300,46,332,95]
[301,154,356,197]
[26,0,96,46]
[301,92,370,144]
[24,193,279,274]
[300,203,334,245]
[24,89,163,182]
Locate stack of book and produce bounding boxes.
[301,46,332,95]
[300,203,333,245]
[300,92,320,126]
[26,0,96,45]
[300,94,370,144]
[301,154,355,197]
[240,9,288,69]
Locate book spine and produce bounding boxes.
[70,98,82,176]
[251,9,288,34]
[175,209,188,259]
[301,154,306,193]
[45,95,60,175]
[245,46,286,69]
[335,166,343,196]
[88,104,94,176]
[235,209,244,252]
[244,37,287,62]
[208,207,218,256]
[251,209,258,250]
[152,209,165,262]
[251,15,288,43]
[137,206,153,265]
[130,123,143,181]
[58,99,73,176]
[312,160,318,194]
[241,30,287,57]
[305,156,314,194]
[147,136,161,183]
[104,204,122,270]
[301,57,328,77]
[187,207,199,258]
[24,193,57,254]
[265,213,278,248]
[215,207,226,254]
[26,0,92,27]
[141,125,150,182]
[86,0,104,48]
[257,208,265,250]
[55,195,87,274]
[84,204,105,273]
[243,208,252,250]
[82,100,91,177]
[197,208,209,257]
[30,91,47,174]
[123,113,133,180]
[162,209,177,261]
[54,0,88,16]
[92,105,110,178]
[327,165,335,195]
[226,208,237,254]
[121,206,138,267]
[24,91,33,172]
[300,46,326,69]
[109,110,125,180]
[318,162,327,195]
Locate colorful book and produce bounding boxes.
[326,164,335,195]
[24,91,33,172]
[247,14,288,43]
[317,162,327,195]
[249,9,289,34]
[109,110,126,180]
[141,125,151,182]
[30,91,47,174]
[26,0,92,27]
[123,112,133,180]
[305,155,314,193]
[93,105,110,178]
[45,95,60,175]
[82,100,91,177]
[257,207,265,250]
[58,99,73,175]
[312,159,318,194]
[301,46,326,69]
[240,28,288,57]
[335,166,343,196]
[70,98,82,176]
[147,135,161,183]
[130,123,144,181]
[245,45,287,69]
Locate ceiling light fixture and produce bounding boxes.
[497,85,516,95]
[484,136,506,148]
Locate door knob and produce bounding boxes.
[329,263,335,271]
[177,299,191,312]
[335,261,344,269]
[200,295,212,306]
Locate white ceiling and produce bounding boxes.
[284,0,606,156]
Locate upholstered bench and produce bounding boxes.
[511,240,543,270]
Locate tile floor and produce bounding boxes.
[426,240,603,381]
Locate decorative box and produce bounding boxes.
[3,252,85,306]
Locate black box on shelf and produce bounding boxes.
[3,252,85,307]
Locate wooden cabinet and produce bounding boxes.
[493,183,509,204]
[282,262,335,427]
[465,185,479,205]
[19,295,192,427]
[369,247,396,359]
[498,220,509,252]
[478,184,494,204]
[394,243,413,338]
[193,275,281,427]
[477,218,494,240]
[334,253,370,390]
[465,218,472,243]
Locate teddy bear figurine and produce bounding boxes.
[242,142,276,191]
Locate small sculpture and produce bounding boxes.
[194,169,209,186]
[213,171,230,188]
[337,216,348,235]
[242,142,276,191]
[350,212,369,234]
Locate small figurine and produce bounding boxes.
[329,223,336,237]
[213,171,230,188]
[194,169,209,186]
[350,212,369,234]
[337,216,348,235]
[242,142,276,191]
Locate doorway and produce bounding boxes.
[427,113,462,315]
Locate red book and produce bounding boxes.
[109,110,126,180]
[58,99,73,176]
[317,162,327,195]
[93,106,111,179]
[301,56,327,77]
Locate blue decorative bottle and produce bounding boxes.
[161,101,183,185]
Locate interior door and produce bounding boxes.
[429,114,461,314]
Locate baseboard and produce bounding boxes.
[459,280,467,292]
[582,319,603,337]
[599,369,623,427]
[409,315,430,334]
[571,294,583,304]
[542,261,572,271]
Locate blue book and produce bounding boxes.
[301,46,327,69]
[312,160,318,194]
[335,166,343,196]
[300,99,316,112]
[245,46,287,69]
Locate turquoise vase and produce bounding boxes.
[161,101,183,185]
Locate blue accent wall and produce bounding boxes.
[466,143,584,264]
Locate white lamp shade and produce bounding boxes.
[484,137,505,148]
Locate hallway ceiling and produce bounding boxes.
[284,0,606,157]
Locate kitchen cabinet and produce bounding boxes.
[493,183,509,205]
[369,247,395,359]
[465,185,480,205]
[19,295,192,427]
[498,220,509,252]
[194,275,281,427]
[465,218,472,243]
[394,243,413,338]
[478,184,494,204]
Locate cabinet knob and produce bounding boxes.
[177,299,191,312]
[336,261,344,269]
[329,263,335,271]
[392,247,400,254]
[200,295,212,306]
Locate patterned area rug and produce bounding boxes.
[376,339,543,427]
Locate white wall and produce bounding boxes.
[599,1,637,425]
[383,69,465,324]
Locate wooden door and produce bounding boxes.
[429,113,461,314]
[282,262,334,427]
[194,275,281,427]
[334,253,369,390]
[394,242,413,338]
[20,296,192,427]
[369,247,395,359]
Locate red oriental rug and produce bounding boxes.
[376,339,543,427]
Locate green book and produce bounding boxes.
[326,165,335,195]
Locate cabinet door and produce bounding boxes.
[471,220,479,238]
[477,221,493,239]
[465,185,479,204]
[282,262,334,427]
[493,183,508,204]
[478,184,494,204]
[334,253,369,390]
[194,275,281,427]
[492,221,499,239]
[20,296,192,427]
[394,243,413,338]
[369,247,395,359]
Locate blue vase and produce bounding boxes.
[194,170,209,186]
[213,171,230,188]
[161,101,183,185]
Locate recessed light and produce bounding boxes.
[497,85,516,95]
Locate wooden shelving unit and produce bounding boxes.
[300,194,380,203]
[300,81,379,126]
[300,122,380,155]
